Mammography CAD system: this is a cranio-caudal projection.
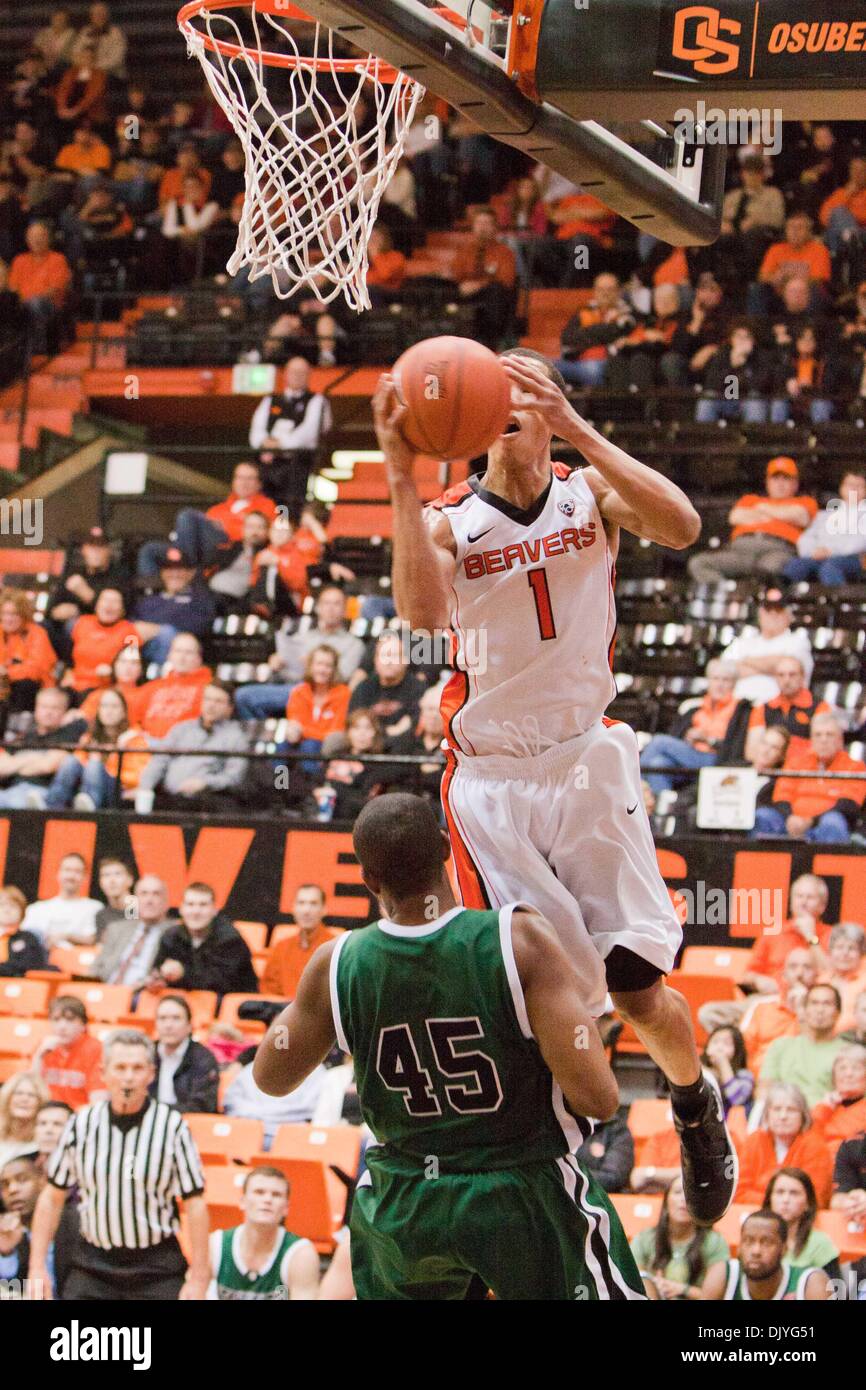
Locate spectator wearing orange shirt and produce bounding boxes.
[735,1082,833,1207]
[640,660,748,793]
[283,645,350,767]
[451,206,516,349]
[746,656,828,761]
[750,212,831,315]
[811,1045,866,1160]
[688,456,818,583]
[137,460,277,580]
[755,711,866,842]
[54,126,112,179]
[366,224,407,305]
[7,222,72,353]
[817,923,866,1032]
[137,632,212,738]
[260,884,342,999]
[606,284,684,392]
[0,587,56,717]
[157,143,212,207]
[33,996,106,1110]
[740,948,819,1073]
[543,187,617,286]
[249,513,323,621]
[820,156,866,255]
[63,588,139,698]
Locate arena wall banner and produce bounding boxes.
[1,813,864,944]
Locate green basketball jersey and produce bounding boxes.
[331,904,588,1175]
[723,1259,816,1301]
[215,1226,305,1300]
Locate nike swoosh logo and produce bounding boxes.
[627,804,638,815]
[467,527,495,544]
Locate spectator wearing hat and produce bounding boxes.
[746,656,829,760]
[639,660,749,793]
[718,589,814,705]
[783,469,866,587]
[47,526,130,661]
[62,588,139,700]
[0,588,57,718]
[133,549,216,667]
[688,457,818,584]
[754,711,866,843]
[136,681,250,811]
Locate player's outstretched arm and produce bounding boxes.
[511,910,618,1121]
[373,375,456,632]
[253,940,338,1096]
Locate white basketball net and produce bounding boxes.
[180,4,425,311]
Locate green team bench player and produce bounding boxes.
[254,792,645,1301]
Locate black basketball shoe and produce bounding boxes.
[674,1070,738,1226]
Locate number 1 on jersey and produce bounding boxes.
[528,567,556,640]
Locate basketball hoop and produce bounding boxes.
[177,0,426,311]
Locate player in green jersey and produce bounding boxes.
[255,792,645,1300]
[702,1211,830,1301]
[209,1168,320,1300]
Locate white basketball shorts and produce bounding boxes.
[441,717,682,1018]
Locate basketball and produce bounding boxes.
[392,336,513,460]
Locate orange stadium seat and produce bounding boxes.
[24,970,72,997]
[203,1165,250,1230]
[680,947,751,982]
[185,1114,265,1165]
[626,1099,672,1164]
[268,924,297,949]
[668,971,737,1046]
[218,993,284,1035]
[0,1017,53,1059]
[133,989,218,1030]
[234,921,268,953]
[267,1123,362,1181]
[48,946,100,978]
[0,979,51,1018]
[814,1210,866,1264]
[61,982,134,1022]
[609,1193,662,1242]
[712,1204,756,1256]
[0,1057,25,1083]
[252,1155,347,1251]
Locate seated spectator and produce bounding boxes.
[22,852,101,949]
[0,587,57,718]
[44,688,147,810]
[540,184,616,288]
[701,1025,754,1116]
[605,284,683,392]
[249,513,323,621]
[223,1058,327,1144]
[692,320,774,424]
[93,857,135,939]
[0,174,26,265]
[208,509,270,614]
[0,1072,49,1170]
[0,1153,45,1282]
[158,173,219,283]
[149,882,258,998]
[137,461,277,580]
[62,588,139,700]
[663,272,729,388]
[32,1100,73,1175]
[554,271,635,388]
[64,181,133,275]
[630,1174,728,1300]
[248,357,333,513]
[33,10,77,73]
[235,585,364,723]
[735,1082,832,1207]
[0,885,47,977]
[313,710,386,821]
[758,984,843,1109]
[208,1167,320,1299]
[752,212,832,314]
[157,142,212,208]
[32,997,105,1109]
[70,4,128,80]
[348,630,424,744]
[490,174,548,283]
[740,949,818,1076]
[450,206,517,349]
[161,97,200,154]
[717,588,814,707]
[575,1113,634,1194]
[208,139,245,210]
[703,1208,831,1300]
[745,656,828,763]
[715,152,786,282]
[389,683,447,805]
[783,469,866,587]
[54,126,112,179]
[149,995,219,1114]
[820,155,866,255]
[830,1132,866,1221]
[754,712,866,843]
[818,923,866,1031]
[54,47,108,130]
[769,322,835,425]
[260,884,341,999]
[111,123,165,214]
[811,1045,866,1160]
[840,989,866,1046]
[762,1167,841,1277]
[47,525,130,661]
[691,458,818,585]
[133,549,216,666]
[4,50,53,132]
[0,688,88,811]
[137,681,249,811]
[7,221,71,354]
[78,643,146,726]
[767,274,828,351]
[2,120,53,213]
[779,123,844,218]
[283,645,349,767]
[366,224,406,304]
[639,660,747,793]
[136,633,213,738]
[93,873,171,986]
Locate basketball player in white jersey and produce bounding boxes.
[374,348,736,1225]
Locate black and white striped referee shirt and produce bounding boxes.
[47,1099,205,1250]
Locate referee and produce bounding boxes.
[29,1028,210,1300]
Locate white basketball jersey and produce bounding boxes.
[430,465,617,757]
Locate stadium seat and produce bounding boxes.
[266,1123,363,1181]
[0,979,51,1019]
[712,1203,756,1256]
[609,1193,662,1241]
[185,1114,265,1165]
[0,1017,53,1058]
[814,1210,866,1264]
[203,1165,250,1230]
[667,971,737,1046]
[48,946,100,978]
[0,1057,25,1083]
[679,947,751,982]
[133,990,218,1030]
[626,1099,672,1164]
[234,921,268,953]
[268,924,298,949]
[61,982,134,1023]
[251,1154,347,1251]
[218,993,285,1035]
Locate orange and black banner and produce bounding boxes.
[2,812,864,943]
[659,0,866,82]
